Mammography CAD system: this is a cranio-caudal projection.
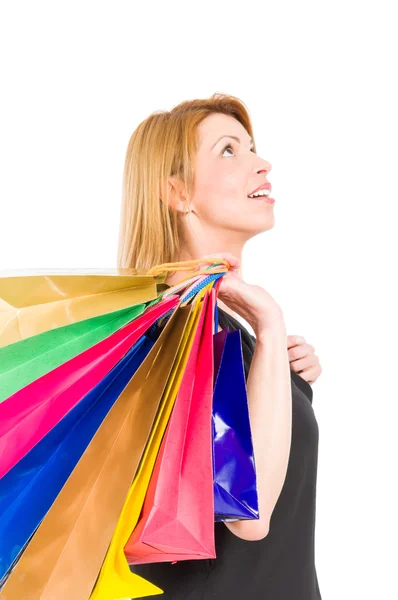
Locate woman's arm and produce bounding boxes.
[251,333,314,404]
[224,319,292,541]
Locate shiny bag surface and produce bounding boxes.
[0,268,166,347]
[89,285,214,600]
[125,287,216,564]
[0,296,178,479]
[0,302,147,402]
[0,301,191,600]
[0,333,155,581]
[212,327,259,521]
[0,258,256,600]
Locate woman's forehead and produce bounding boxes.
[198,114,252,148]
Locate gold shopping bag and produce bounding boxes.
[0,268,166,347]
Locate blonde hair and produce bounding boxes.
[117,92,256,274]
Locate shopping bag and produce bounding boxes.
[0,301,194,600]
[0,333,155,581]
[0,268,166,347]
[0,302,148,402]
[125,286,215,564]
[89,285,214,600]
[212,328,259,521]
[0,295,178,479]
[0,257,236,599]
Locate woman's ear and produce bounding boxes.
[164,176,188,215]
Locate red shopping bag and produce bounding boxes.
[124,287,216,564]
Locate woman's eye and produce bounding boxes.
[222,143,256,156]
[222,143,234,156]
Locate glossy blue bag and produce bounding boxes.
[212,327,259,522]
[0,333,155,583]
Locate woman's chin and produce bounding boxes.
[248,216,275,236]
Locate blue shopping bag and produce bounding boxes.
[212,328,259,522]
[0,333,155,583]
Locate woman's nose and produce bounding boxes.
[256,160,272,174]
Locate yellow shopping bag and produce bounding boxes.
[0,268,167,347]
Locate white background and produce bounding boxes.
[1,1,397,597]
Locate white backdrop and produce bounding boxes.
[0,1,397,598]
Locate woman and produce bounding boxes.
[117,93,322,599]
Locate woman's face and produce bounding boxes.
[187,112,274,239]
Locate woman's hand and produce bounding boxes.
[287,335,322,385]
[195,252,285,334]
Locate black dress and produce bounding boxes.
[131,306,322,599]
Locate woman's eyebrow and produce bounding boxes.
[211,135,254,150]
